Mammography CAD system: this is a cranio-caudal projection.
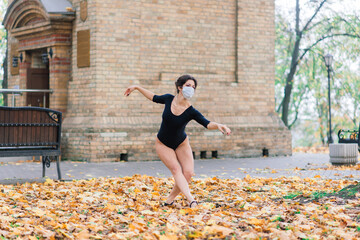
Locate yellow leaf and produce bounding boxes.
[166,223,180,233]
[117,214,129,223]
[187,231,203,238]
[57,229,73,239]
[129,222,145,232]
[34,208,46,217]
[153,231,161,238]
[326,221,340,227]
[143,232,157,240]
[292,176,301,181]
[45,178,55,185]
[179,209,186,215]
[105,204,116,211]
[160,234,178,240]
[248,218,265,226]
[127,198,135,207]
[243,202,257,210]
[87,224,104,232]
[297,224,312,231]
[270,228,296,240]
[74,230,92,240]
[204,225,233,237]
[141,209,155,215]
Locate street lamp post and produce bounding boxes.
[323,53,334,144]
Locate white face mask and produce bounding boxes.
[182,86,194,99]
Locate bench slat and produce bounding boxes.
[0,149,60,157]
[0,107,62,148]
[0,106,62,180]
[0,123,59,127]
[0,110,4,145]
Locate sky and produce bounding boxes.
[275,0,360,17]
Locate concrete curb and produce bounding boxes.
[1,153,359,185]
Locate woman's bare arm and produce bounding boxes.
[124,85,155,101]
[207,122,231,135]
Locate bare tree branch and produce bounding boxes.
[338,17,360,38]
[301,0,328,33]
[299,33,360,62]
[304,17,330,33]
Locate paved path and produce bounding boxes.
[0,153,359,184]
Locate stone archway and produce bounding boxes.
[3,0,75,113]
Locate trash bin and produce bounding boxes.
[329,143,358,165]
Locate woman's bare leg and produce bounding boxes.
[166,137,195,203]
[155,138,195,204]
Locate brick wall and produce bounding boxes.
[62,0,292,162]
[66,0,96,117]
[6,36,22,106]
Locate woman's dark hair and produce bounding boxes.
[175,75,197,93]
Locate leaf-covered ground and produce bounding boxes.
[0,175,359,239]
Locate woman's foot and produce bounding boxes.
[189,200,198,208]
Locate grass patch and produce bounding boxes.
[311,191,330,200]
[286,183,360,203]
[283,192,302,199]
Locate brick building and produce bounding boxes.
[3,0,292,162]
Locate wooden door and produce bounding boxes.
[26,68,49,107]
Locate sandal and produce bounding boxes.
[189,200,198,208]
[163,201,174,207]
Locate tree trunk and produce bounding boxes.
[281,0,301,128]
[280,0,331,128]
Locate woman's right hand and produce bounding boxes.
[124,85,137,97]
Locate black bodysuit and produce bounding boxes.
[153,94,210,150]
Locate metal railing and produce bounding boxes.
[0,89,54,107]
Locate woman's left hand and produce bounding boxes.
[218,124,231,136]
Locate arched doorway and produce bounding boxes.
[26,49,50,107]
[3,0,74,113]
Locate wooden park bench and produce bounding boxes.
[0,106,62,180]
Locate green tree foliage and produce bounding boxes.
[275,0,360,146]
[276,0,360,129]
[0,0,8,106]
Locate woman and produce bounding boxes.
[124,75,231,208]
